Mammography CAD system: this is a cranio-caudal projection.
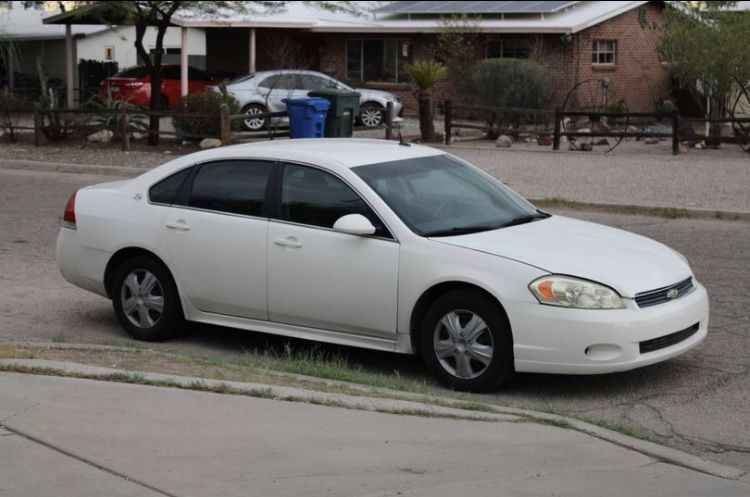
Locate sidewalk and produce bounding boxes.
[1,368,748,497]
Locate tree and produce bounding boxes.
[68,1,363,145]
[657,2,750,125]
[404,60,447,142]
[428,13,482,104]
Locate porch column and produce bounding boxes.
[6,45,13,94]
[180,27,189,97]
[248,28,256,73]
[65,23,74,108]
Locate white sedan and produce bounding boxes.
[57,139,709,391]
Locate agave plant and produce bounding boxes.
[404,60,448,142]
[85,94,149,139]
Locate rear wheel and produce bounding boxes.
[420,290,514,392]
[242,103,268,131]
[111,256,183,341]
[359,102,384,127]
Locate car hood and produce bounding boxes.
[431,215,692,297]
[353,88,396,100]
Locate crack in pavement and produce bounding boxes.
[0,421,182,497]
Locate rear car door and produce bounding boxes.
[267,163,399,339]
[161,160,273,320]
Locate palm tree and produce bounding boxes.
[404,60,447,142]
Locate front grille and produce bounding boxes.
[635,277,694,308]
[639,322,700,354]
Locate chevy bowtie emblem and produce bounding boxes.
[666,289,679,300]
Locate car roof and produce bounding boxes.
[192,139,444,169]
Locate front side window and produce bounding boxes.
[346,39,409,83]
[280,163,390,237]
[353,155,541,237]
[592,40,616,65]
[187,160,273,217]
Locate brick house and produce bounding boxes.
[194,1,669,115]
[45,1,671,115]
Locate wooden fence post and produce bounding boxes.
[33,103,41,146]
[553,107,561,151]
[121,109,130,151]
[444,99,452,145]
[385,101,394,140]
[672,111,680,155]
[219,103,230,145]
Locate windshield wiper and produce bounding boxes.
[423,225,502,237]
[497,211,551,228]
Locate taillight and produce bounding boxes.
[63,192,77,229]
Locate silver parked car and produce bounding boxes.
[216,69,404,130]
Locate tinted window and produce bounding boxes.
[149,167,193,205]
[300,75,336,90]
[188,67,210,81]
[259,73,303,90]
[114,66,149,78]
[280,164,390,237]
[188,161,273,217]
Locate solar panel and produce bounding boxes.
[374,1,579,15]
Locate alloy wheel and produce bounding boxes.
[360,107,383,127]
[244,106,266,130]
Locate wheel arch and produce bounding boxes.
[104,247,172,299]
[409,281,511,354]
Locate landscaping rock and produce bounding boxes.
[200,138,222,149]
[579,142,593,151]
[495,135,512,148]
[131,132,146,140]
[644,137,659,145]
[694,142,704,149]
[536,134,552,146]
[87,130,113,144]
[596,138,610,146]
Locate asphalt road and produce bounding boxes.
[1,167,748,471]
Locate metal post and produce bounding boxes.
[220,103,230,145]
[180,27,189,97]
[6,45,14,95]
[444,99,452,145]
[553,107,561,150]
[672,110,680,155]
[65,24,74,108]
[385,101,393,140]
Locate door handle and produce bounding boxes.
[274,236,302,249]
[165,220,191,231]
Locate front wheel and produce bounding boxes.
[111,256,183,341]
[420,290,514,392]
[359,103,384,128]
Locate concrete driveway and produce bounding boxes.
[0,167,748,472]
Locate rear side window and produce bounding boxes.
[188,160,273,217]
[149,167,193,205]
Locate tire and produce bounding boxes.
[359,102,384,128]
[242,103,268,131]
[420,290,514,392]
[111,256,183,342]
[158,94,169,111]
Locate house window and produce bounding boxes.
[486,39,531,59]
[346,39,409,83]
[592,40,616,65]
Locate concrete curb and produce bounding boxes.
[0,350,746,484]
[3,158,749,222]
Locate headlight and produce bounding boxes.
[529,275,625,309]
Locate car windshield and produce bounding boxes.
[353,155,546,237]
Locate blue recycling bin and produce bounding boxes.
[283,98,331,139]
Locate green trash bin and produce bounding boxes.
[308,88,360,138]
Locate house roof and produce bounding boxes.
[1,3,106,40]
[38,0,654,35]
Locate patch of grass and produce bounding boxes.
[0,345,38,359]
[534,197,689,219]
[51,333,69,343]
[580,416,660,443]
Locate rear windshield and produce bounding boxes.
[113,66,149,78]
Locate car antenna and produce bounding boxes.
[397,130,410,147]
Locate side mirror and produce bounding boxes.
[333,214,376,236]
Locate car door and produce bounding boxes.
[267,163,399,339]
[162,159,274,320]
[257,73,308,112]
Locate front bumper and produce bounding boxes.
[508,281,709,374]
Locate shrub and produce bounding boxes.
[85,94,148,139]
[0,93,31,143]
[404,60,448,142]
[172,91,241,138]
[471,58,552,110]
